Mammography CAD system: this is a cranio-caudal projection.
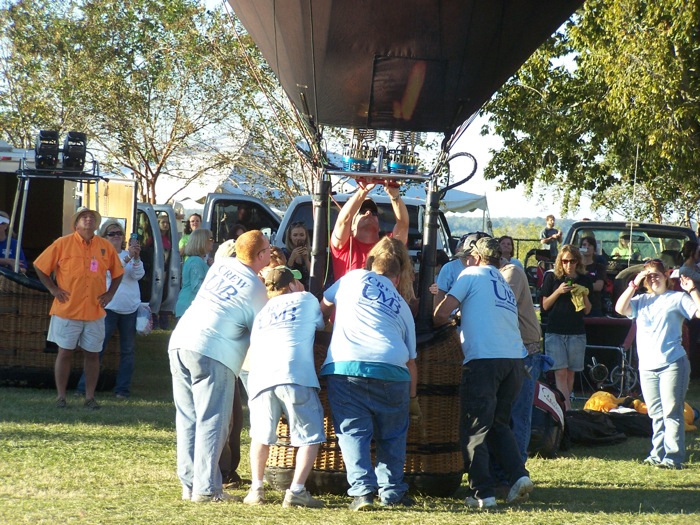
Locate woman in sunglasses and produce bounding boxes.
[615,260,699,469]
[76,220,144,399]
[540,244,593,410]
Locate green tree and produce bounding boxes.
[481,0,700,225]
[0,0,314,205]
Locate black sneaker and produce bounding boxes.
[84,398,101,410]
[379,494,415,508]
[55,397,67,408]
[348,494,374,511]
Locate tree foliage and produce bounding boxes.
[481,0,700,225]
[0,0,314,205]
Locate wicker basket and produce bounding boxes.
[0,273,121,388]
[266,325,464,496]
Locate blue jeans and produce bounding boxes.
[511,353,545,462]
[169,348,236,497]
[639,355,690,468]
[460,358,529,500]
[76,309,137,397]
[326,374,410,504]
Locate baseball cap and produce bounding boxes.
[71,207,101,227]
[473,237,502,259]
[455,231,491,257]
[358,198,378,215]
[264,265,302,291]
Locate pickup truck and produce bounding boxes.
[562,220,697,301]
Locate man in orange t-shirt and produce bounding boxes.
[34,207,124,410]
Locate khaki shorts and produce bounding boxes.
[47,315,105,353]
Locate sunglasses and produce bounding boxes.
[561,258,578,264]
[359,208,378,216]
[106,231,124,237]
[644,258,665,271]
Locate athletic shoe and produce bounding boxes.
[55,397,67,408]
[378,494,416,507]
[465,496,497,509]
[84,398,100,411]
[643,456,660,466]
[182,487,192,501]
[243,487,265,505]
[348,494,374,511]
[656,461,682,470]
[192,492,240,503]
[506,476,534,504]
[282,488,324,508]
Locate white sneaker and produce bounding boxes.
[282,488,325,508]
[506,476,534,504]
[243,487,265,505]
[182,487,192,501]
[465,496,497,509]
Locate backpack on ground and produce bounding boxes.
[529,381,566,458]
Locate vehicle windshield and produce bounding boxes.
[571,227,690,268]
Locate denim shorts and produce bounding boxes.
[248,384,325,447]
[545,333,586,371]
[47,315,105,352]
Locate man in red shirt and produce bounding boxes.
[34,207,124,410]
[330,181,409,281]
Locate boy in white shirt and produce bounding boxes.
[243,266,326,508]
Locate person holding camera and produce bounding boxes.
[540,245,593,410]
[283,221,311,289]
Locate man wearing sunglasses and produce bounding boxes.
[330,180,409,281]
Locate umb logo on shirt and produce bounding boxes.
[203,267,249,301]
[361,275,401,315]
[258,306,298,329]
[490,272,518,314]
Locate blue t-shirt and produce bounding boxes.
[436,258,467,292]
[540,227,560,258]
[630,291,697,371]
[247,291,325,399]
[448,265,526,364]
[321,269,416,381]
[169,257,268,375]
[1,237,27,270]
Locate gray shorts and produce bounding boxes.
[248,384,325,447]
[545,333,586,372]
[47,315,105,353]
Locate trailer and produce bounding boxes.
[0,140,141,388]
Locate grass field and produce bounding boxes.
[1,330,699,524]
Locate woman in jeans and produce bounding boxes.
[615,259,699,469]
[77,220,144,398]
[540,245,592,410]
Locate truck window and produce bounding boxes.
[211,201,279,242]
